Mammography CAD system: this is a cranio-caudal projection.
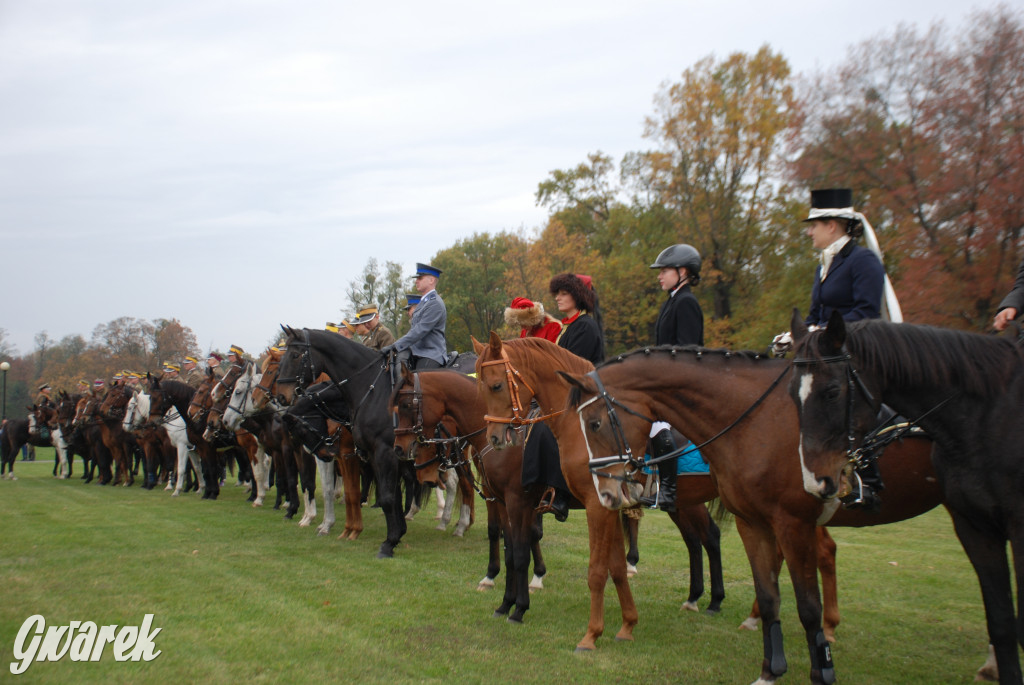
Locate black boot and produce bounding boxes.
[840,459,883,512]
[639,429,679,512]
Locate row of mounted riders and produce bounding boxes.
[2,316,1015,684]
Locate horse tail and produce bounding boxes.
[708,498,734,530]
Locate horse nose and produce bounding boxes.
[394,444,404,458]
[819,476,838,499]
[489,434,501,449]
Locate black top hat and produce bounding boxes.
[804,188,855,221]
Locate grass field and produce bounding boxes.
[0,449,994,684]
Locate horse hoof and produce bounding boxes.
[681,601,699,612]
[574,646,594,653]
[492,610,507,619]
[506,615,523,624]
[738,617,760,631]
[704,608,721,616]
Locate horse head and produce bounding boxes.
[789,309,881,502]
[559,369,650,511]
[276,325,314,405]
[99,385,131,421]
[473,332,539,450]
[251,349,282,410]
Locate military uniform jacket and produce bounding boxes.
[363,323,395,352]
[184,369,206,389]
[805,241,884,327]
[998,257,1024,314]
[393,290,447,365]
[655,284,703,347]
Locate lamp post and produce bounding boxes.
[1,361,9,421]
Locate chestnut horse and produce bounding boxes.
[473,333,725,652]
[557,344,950,684]
[790,313,1024,684]
[391,366,547,620]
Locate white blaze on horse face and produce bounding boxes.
[797,371,829,498]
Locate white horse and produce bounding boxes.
[220,365,274,509]
[124,391,204,496]
[28,413,70,478]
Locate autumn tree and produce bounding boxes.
[345,258,407,336]
[151,318,200,367]
[638,46,801,326]
[790,6,1024,328]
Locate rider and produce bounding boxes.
[639,244,705,513]
[802,187,887,511]
[504,296,561,342]
[206,352,225,380]
[381,263,446,370]
[993,257,1024,332]
[524,273,605,522]
[403,293,421,319]
[352,305,395,351]
[35,384,54,409]
[182,356,205,389]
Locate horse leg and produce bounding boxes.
[670,505,707,612]
[316,458,336,535]
[948,509,1022,684]
[298,451,318,527]
[478,499,501,590]
[374,443,407,559]
[337,453,363,540]
[434,482,446,520]
[621,511,640,577]
[697,506,725,615]
[453,471,474,537]
[735,518,789,684]
[576,503,637,651]
[508,494,542,623]
[250,446,268,507]
[529,511,547,591]
[436,469,457,531]
[776,518,833,685]
[816,527,840,642]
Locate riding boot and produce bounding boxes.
[537,486,569,522]
[639,429,679,512]
[841,459,883,513]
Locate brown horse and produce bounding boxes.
[98,384,137,486]
[557,344,948,683]
[474,333,726,651]
[391,365,548,621]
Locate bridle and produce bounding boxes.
[576,353,792,483]
[792,346,952,472]
[479,348,565,429]
[392,371,486,473]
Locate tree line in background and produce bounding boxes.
[2,6,1020,419]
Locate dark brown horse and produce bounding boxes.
[557,344,950,683]
[474,333,725,651]
[391,365,548,621]
[791,313,1024,684]
[98,384,137,486]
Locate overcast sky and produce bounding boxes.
[0,0,986,359]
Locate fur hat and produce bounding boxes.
[504,297,545,328]
[549,273,596,312]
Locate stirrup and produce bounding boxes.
[535,487,557,514]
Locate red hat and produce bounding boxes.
[510,297,535,309]
[208,352,223,362]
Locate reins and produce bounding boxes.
[480,347,565,427]
[579,353,793,481]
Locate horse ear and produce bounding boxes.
[555,371,596,402]
[471,336,484,355]
[790,309,809,343]
[487,330,503,355]
[821,310,847,353]
[400,363,413,381]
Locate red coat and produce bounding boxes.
[520,319,562,343]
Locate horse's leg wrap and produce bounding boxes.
[811,628,835,684]
[764,620,787,677]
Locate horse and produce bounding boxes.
[274,326,475,558]
[391,365,547,619]
[97,385,139,486]
[555,342,957,683]
[790,312,1024,684]
[146,376,223,499]
[71,391,114,484]
[473,333,726,652]
[29,402,71,478]
[1,411,56,480]
[54,391,91,479]
[282,381,368,539]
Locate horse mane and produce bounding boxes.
[157,379,197,404]
[304,327,378,363]
[806,319,1023,397]
[502,337,595,377]
[566,345,773,408]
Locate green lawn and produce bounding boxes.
[0,450,993,684]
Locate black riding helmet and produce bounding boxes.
[650,244,701,285]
